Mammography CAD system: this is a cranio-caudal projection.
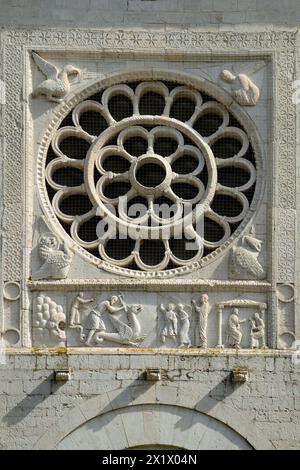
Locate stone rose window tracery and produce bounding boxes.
[42,74,260,277]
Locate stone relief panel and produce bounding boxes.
[31,290,268,349]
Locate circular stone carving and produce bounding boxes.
[277,283,295,303]
[38,71,264,278]
[3,282,21,301]
[3,329,20,346]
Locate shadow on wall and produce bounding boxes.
[3,371,237,428]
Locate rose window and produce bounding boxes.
[43,76,260,276]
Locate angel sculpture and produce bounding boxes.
[230,226,265,280]
[220,69,260,106]
[32,52,80,103]
[33,233,73,280]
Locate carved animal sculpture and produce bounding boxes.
[33,233,73,280]
[32,52,80,103]
[230,227,265,280]
[221,69,260,106]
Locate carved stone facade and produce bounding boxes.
[0,15,299,450]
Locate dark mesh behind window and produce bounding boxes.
[211,137,242,159]
[103,181,131,199]
[211,194,243,218]
[136,163,166,187]
[104,237,136,260]
[193,112,223,137]
[171,182,199,200]
[51,167,84,187]
[102,155,131,173]
[172,155,199,174]
[108,95,133,121]
[154,137,178,156]
[79,111,108,136]
[59,137,90,160]
[59,194,93,217]
[78,216,100,242]
[203,217,224,243]
[169,238,198,260]
[139,92,165,115]
[170,97,196,122]
[124,136,148,156]
[139,240,165,265]
[218,166,250,188]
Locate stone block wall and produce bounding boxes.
[0,352,299,449]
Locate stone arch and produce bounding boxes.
[55,404,253,450]
[33,384,274,449]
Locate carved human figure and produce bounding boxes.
[192,293,210,348]
[159,303,178,343]
[33,233,73,280]
[176,304,191,348]
[85,305,106,346]
[70,292,95,326]
[227,308,246,349]
[249,312,266,349]
[96,294,146,346]
[85,295,125,345]
[32,52,80,103]
[220,69,260,106]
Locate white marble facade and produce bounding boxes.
[0,28,298,355]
